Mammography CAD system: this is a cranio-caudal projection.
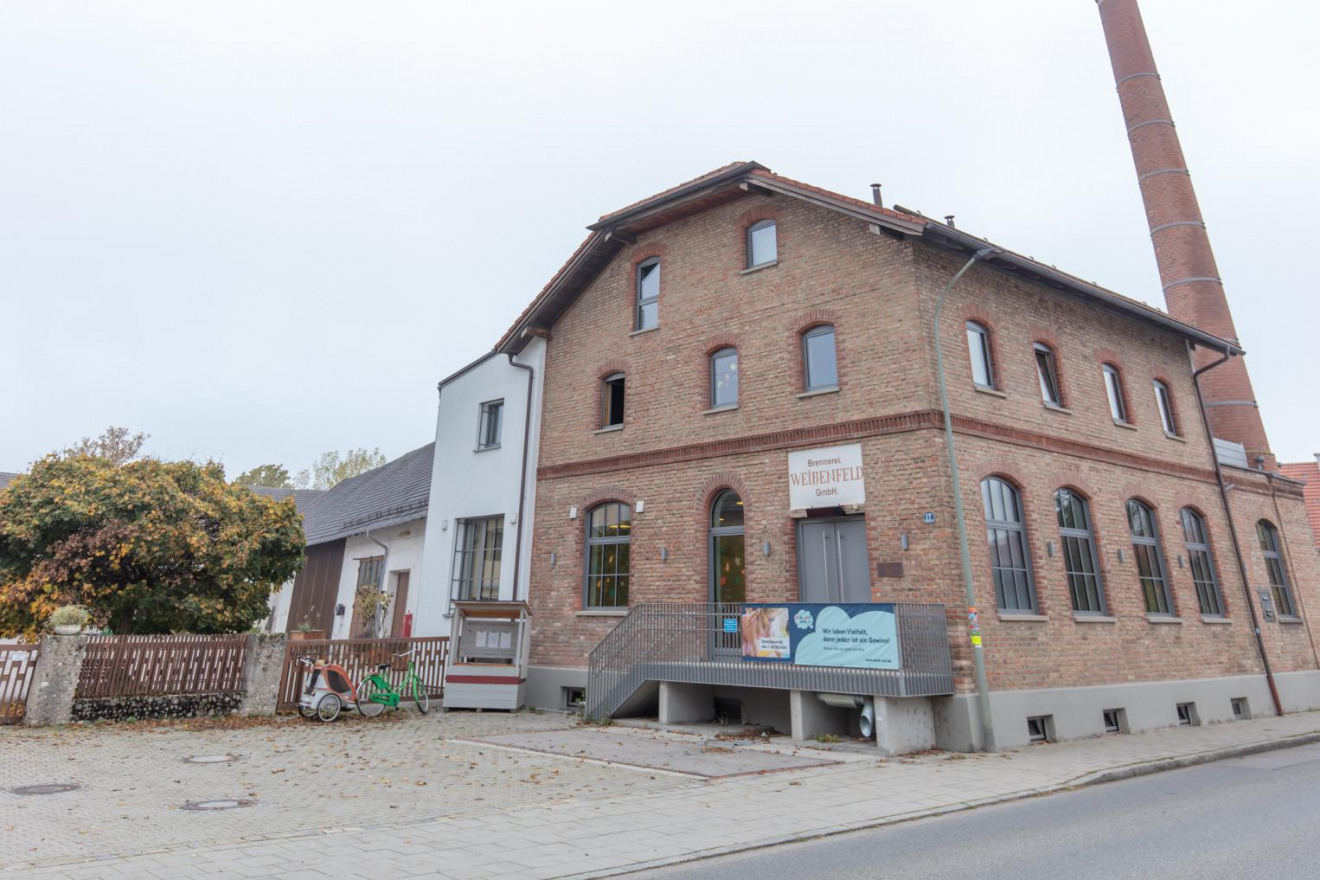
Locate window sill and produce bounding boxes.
[740,260,778,275]
[1146,614,1183,625]
[1164,431,1186,442]
[1073,613,1117,623]
[1201,615,1232,625]
[1113,419,1138,431]
[629,326,659,338]
[576,609,629,618]
[473,444,501,453]
[797,385,840,399]
[1043,402,1072,415]
[997,612,1048,622]
[593,424,624,435]
[1278,616,1306,625]
[974,385,1008,399]
[702,404,739,415]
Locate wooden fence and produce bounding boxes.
[277,636,448,711]
[75,634,249,699]
[1,644,39,724]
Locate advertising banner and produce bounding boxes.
[740,603,900,670]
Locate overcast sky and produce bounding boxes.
[2,0,1316,476]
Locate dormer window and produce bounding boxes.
[636,258,659,331]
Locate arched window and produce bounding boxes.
[1035,343,1063,406]
[710,491,745,605]
[710,348,739,409]
[802,325,838,391]
[1055,488,1105,614]
[981,477,1035,611]
[746,219,777,268]
[966,322,996,390]
[1102,363,1129,423]
[1126,500,1172,615]
[636,258,660,331]
[1181,508,1224,616]
[601,373,625,428]
[1153,380,1178,436]
[585,503,631,608]
[1257,520,1296,618]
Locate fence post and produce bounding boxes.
[239,633,286,716]
[24,635,87,727]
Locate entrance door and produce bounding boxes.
[797,518,871,604]
[389,572,410,638]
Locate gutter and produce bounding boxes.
[1190,343,1283,717]
[506,353,536,603]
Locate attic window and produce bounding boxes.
[602,373,626,428]
[636,258,659,331]
[747,220,777,268]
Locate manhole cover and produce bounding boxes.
[11,783,81,796]
[182,798,253,811]
[185,754,238,764]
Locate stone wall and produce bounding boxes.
[71,692,243,723]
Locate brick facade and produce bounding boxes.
[516,168,1320,713]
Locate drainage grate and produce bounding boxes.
[11,783,81,796]
[185,754,239,764]
[182,798,253,811]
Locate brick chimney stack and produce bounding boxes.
[1095,0,1275,468]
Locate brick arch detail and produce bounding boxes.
[697,473,753,511]
[737,204,781,228]
[703,332,741,356]
[971,458,1029,488]
[790,308,840,334]
[958,304,998,329]
[630,243,669,267]
[595,359,630,380]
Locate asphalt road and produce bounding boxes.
[637,742,1320,879]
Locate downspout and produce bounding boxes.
[366,528,390,638]
[932,246,998,752]
[1191,343,1284,717]
[506,353,536,603]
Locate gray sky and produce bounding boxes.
[2,0,1316,475]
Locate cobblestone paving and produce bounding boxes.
[0,711,693,871]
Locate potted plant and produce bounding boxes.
[290,618,326,641]
[49,605,90,636]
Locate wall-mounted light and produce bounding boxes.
[569,507,578,520]
[636,500,645,513]
[440,519,448,531]
[900,533,909,551]
[1177,554,1185,569]
[1046,541,1055,558]
[1117,548,1126,564]
[550,552,557,567]
[660,547,669,562]
[763,541,772,557]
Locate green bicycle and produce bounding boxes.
[356,649,431,717]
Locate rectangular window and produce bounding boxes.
[636,259,659,330]
[747,220,777,268]
[451,516,504,601]
[1103,364,1128,422]
[357,556,384,589]
[602,374,626,427]
[966,322,995,389]
[1154,381,1177,435]
[803,326,838,391]
[477,399,503,450]
[1035,344,1062,406]
[710,348,738,408]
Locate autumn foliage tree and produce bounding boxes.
[0,454,305,637]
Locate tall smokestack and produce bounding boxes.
[1095,0,1274,468]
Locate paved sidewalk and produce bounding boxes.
[4,711,1320,879]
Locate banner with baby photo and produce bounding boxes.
[739,603,900,670]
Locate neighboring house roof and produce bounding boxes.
[249,486,326,512]
[496,161,1241,357]
[301,443,434,546]
[1279,458,1320,547]
[0,472,20,493]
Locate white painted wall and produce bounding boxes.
[266,576,295,633]
[329,519,428,640]
[414,341,545,637]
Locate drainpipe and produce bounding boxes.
[1190,343,1284,717]
[932,246,998,752]
[366,529,390,638]
[507,353,536,604]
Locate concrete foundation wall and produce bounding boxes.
[875,696,936,756]
[1275,669,1320,713]
[526,665,588,711]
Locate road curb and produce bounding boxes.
[578,729,1320,878]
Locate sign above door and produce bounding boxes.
[788,443,866,510]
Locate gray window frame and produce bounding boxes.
[1154,380,1178,435]
[602,373,626,427]
[981,477,1036,611]
[746,219,777,268]
[1103,364,1129,423]
[1126,499,1173,615]
[1055,488,1106,614]
[1257,520,1296,618]
[709,490,746,604]
[966,321,996,389]
[1180,508,1225,616]
[585,502,632,609]
[1035,343,1063,406]
[636,257,660,331]
[451,516,505,601]
[710,347,739,408]
[802,325,838,392]
[477,399,504,450]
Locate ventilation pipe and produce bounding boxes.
[817,693,876,738]
[870,183,883,207]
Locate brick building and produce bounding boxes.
[496,161,1320,749]
[1279,457,1320,549]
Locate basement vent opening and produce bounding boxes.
[1102,708,1126,734]
[1231,697,1250,720]
[562,687,585,712]
[1176,702,1199,727]
[714,697,743,725]
[1026,715,1053,744]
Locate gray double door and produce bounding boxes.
[797,518,871,604]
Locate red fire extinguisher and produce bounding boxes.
[403,612,413,638]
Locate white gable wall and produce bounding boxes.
[331,519,428,640]
[414,341,545,637]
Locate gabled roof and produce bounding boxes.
[249,486,326,513]
[496,162,1241,357]
[301,443,434,546]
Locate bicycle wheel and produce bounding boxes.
[316,692,342,723]
[412,678,430,715]
[356,678,386,718]
[298,702,316,719]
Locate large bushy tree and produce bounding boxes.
[0,455,305,637]
[233,463,293,489]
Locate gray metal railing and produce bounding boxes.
[585,602,954,720]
